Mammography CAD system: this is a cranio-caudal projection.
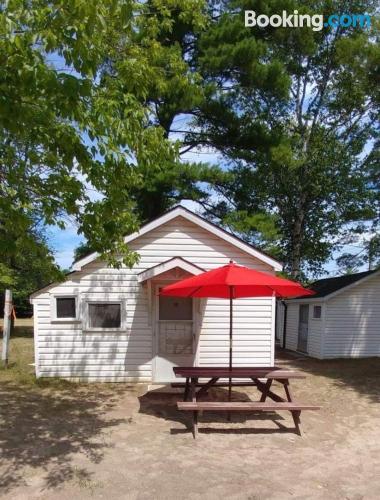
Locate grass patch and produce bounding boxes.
[1,318,34,382]
[0,321,76,390]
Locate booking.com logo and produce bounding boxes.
[245,10,371,31]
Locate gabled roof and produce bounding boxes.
[288,269,379,302]
[308,270,377,298]
[72,206,282,271]
[137,257,205,282]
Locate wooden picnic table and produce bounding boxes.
[173,366,305,403]
[173,366,320,437]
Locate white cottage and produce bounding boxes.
[30,206,282,382]
[278,269,380,359]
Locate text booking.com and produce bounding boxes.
[245,10,371,31]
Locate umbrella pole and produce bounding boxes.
[228,286,233,404]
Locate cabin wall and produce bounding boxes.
[275,300,285,345]
[283,303,299,352]
[323,273,380,358]
[283,302,324,359]
[307,307,324,359]
[32,216,276,381]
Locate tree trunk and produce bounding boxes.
[290,212,304,280]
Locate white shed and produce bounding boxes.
[278,269,380,359]
[30,206,282,382]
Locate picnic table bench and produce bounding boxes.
[173,366,320,438]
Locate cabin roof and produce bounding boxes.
[308,270,377,298]
[137,257,205,282]
[288,269,379,302]
[72,205,283,272]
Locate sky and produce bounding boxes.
[46,223,85,271]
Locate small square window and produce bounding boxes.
[56,297,76,318]
[88,303,121,329]
[159,294,193,320]
[313,305,322,319]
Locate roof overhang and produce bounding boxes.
[72,206,283,272]
[137,257,205,283]
[284,297,326,304]
[285,268,380,304]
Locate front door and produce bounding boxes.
[297,304,309,352]
[154,287,196,382]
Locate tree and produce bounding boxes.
[193,0,379,278]
[96,0,222,223]
[336,234,380,274]
[73,242,93,263]
[336,253,362,275]
[0,0,185,268]
[0,217,63,316]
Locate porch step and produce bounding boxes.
[147,384,183,394]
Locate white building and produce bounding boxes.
[30,206,282,382]
[278,269,380,359]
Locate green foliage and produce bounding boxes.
[0,0,184,269]
[195,0,380,278]
[2,0,378,282]
[336,253,362,275]
[0,263,15,289]
[336,235,380,274]
[0,216,63,315]
[73,242,93,263]
[96,0,222,222]
[218,208,282,259]
[134,0,208,136]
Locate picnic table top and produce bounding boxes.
[173,366,305,379]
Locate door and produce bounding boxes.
[154,287,196,382]
[297,304,309,352]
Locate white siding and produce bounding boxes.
[198,296,275,367]
[275,300,285,344]
[324,273,380,358]
[284,302,323,359]
[308,306,323,358]
[284,303,299,352]
[32,216,276,381]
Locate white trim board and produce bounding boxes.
[72,206,283,272]
[137,257,205,283]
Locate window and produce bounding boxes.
[158,292,193,354]
[159,294,193,321]
[51,294,79,322]
[159,323,193,354]
[86,302,123,330]
[56,297,76,318]
[313,305,322,319]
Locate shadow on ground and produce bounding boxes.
[5,325,34,338]
[276,348,380,404]
[138,386,295,436]
[0,382,131,494]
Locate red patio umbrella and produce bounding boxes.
[160,260,314,400]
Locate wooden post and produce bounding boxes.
[2,289,12,368]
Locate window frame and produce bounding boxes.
[50,294,80,323]
[312,305,322,320]
[84,300,126,332]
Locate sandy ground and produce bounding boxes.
[0,349,379,500]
